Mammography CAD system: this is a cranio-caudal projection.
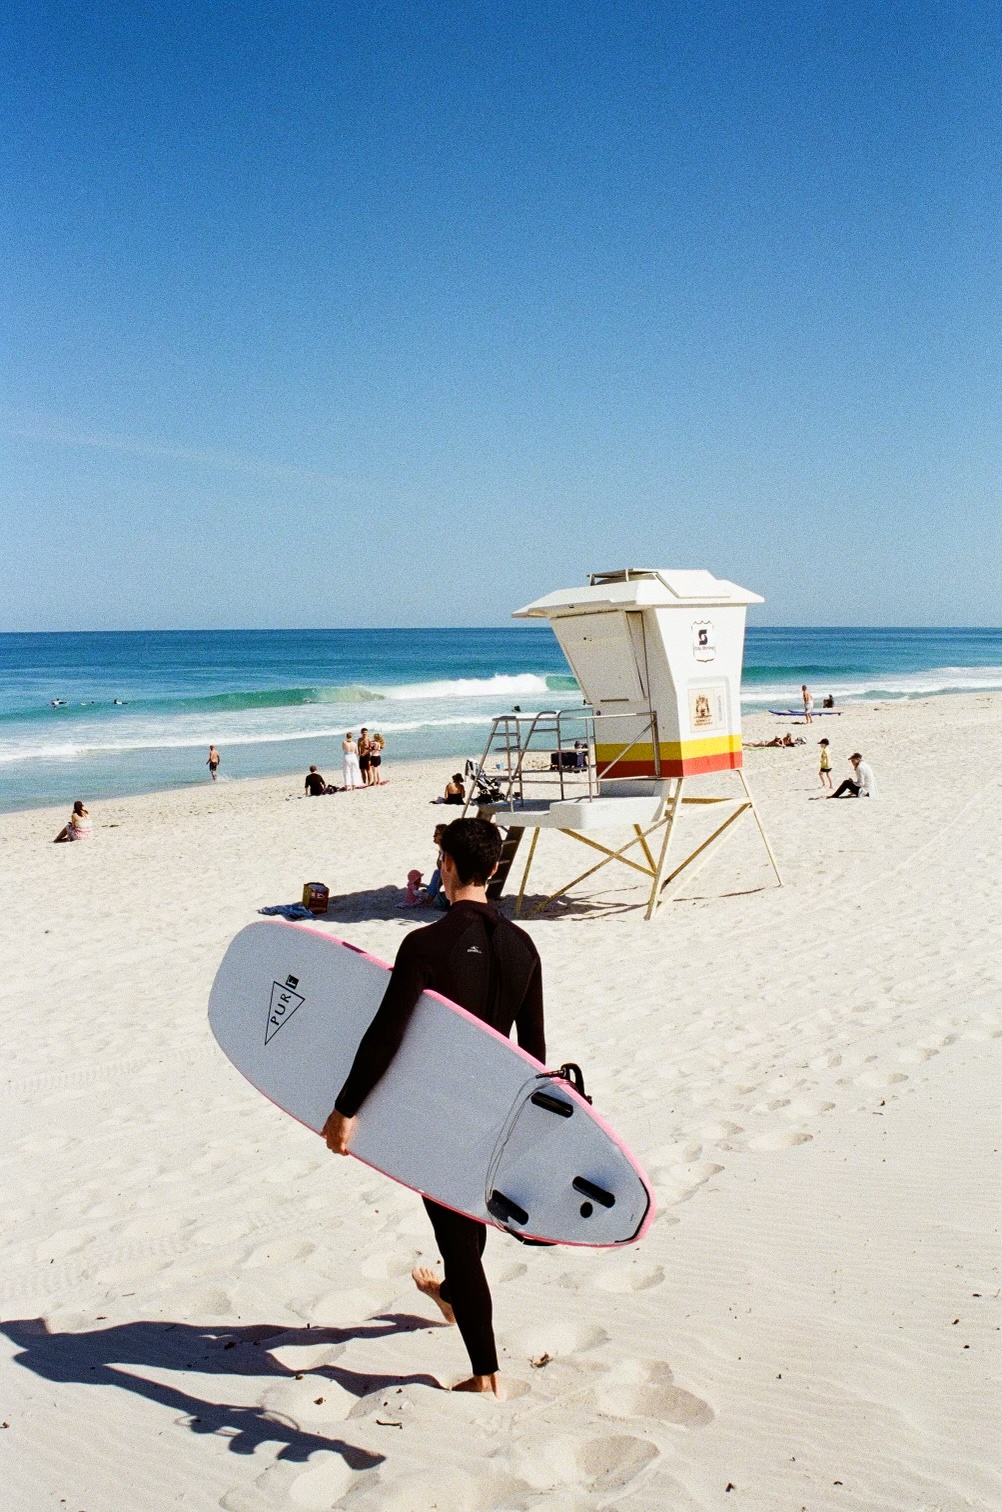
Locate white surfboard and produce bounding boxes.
[208,920,653,1247]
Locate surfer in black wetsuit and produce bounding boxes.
[323,817,545,1398]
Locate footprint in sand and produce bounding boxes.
[645,1141,703,1166]
[660,1161,724,1202]
[917,1033,957,1049]
[503,1319,608,1359]
[511,1432,658,1497]
[193,1219,256,1247]
[747,1130,812,1151]
[580,1435,660,1494]
[358,1252,420,1280]
[593,1263,665,1294]
[289,1287,392,1326]
[259,1378,356,1425]
[855,1069,909,1089]
[490,1260,527,1283]
[286,1456,357,1509]
[341,1466,523,1512]
[595,1358,714,1427]
[243,1238,316,1269]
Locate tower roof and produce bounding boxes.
[513,569,763,618]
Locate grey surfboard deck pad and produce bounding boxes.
[208,920,653,1247]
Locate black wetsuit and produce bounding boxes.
[335,899,544,1377]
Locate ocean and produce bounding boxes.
[1,625,999,813]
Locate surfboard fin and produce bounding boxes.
[572,1176,616,1209]
[487,1189,529,1226]
[530,1089,574,1117]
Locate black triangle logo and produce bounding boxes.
[265,979,305,1044]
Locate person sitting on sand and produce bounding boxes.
[324,818,545,1399]
[829,752,878,799]
[396,869,425,908]
[54,801,93,843]
[423,825,449,910]
[443,773,465,805]
[304,765,328,797]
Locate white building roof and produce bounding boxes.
[513,569,763,618]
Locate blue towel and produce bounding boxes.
[258,903,315,921]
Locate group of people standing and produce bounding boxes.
[341,728,385,790]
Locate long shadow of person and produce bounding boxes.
[1,1313,441,1466]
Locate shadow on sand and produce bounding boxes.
[1,1313,442,1466]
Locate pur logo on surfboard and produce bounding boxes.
[265,975,304,1045]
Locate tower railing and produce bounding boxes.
[463,707,662,814]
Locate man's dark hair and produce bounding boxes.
[440,817,502,886]
[850,752,862,761]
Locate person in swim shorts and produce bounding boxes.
[207,745,220,780]
[369,733,385,784]
[818,738,832,789]
[323,817,545,1398]
[357,729,372,786]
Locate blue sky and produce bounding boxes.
[2,1,999,629]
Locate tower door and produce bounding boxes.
[556,612,646,704]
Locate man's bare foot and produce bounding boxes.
[412,1267,455,1325]
[451,1373,501,1397]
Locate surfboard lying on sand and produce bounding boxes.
[208,920,653,1247]
[767,708,842,716]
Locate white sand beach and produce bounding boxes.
[1,692,1000,1511]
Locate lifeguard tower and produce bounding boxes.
[469,568,781,920]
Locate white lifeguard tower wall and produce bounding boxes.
[513,568,762,780]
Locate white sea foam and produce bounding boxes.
[380,673,557,700]
[742,664,1002,706]
[0,713,533,765]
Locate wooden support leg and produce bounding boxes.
[527,825,661,915]
[644,778,683,921]
[633,824,656,871]
[514,827,540,917]
[658,802,750,903]
[736,767,783,887]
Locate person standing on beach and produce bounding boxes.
[323,818,545,1398]
[370,733,385,784]
[818,738,833,789]
[358,728,372,786]
[341,733,362,790]
[207,745,220,780]
[801,685,814,724]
